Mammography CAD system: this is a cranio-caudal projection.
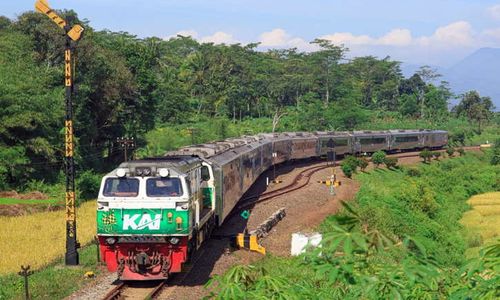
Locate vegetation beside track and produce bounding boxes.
[0,244,102,300]
[0,198,60,205]
[0,201,96,274]
[460,192,500,257]
[207,152,500,299]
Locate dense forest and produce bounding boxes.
[0,11,497,192]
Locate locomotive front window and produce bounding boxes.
[103,178,139,197]
[146,178,183,197]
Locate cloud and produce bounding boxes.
[488,4,500,20]
[259,28,289,46]
[166,30,238,45]
[320,32,374,45]
[258,28,317,51]
[418,21,474,47]
[378,29,412,46]
[200,31,239,44]
[319,21,474,49]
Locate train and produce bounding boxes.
[96,129,447,280]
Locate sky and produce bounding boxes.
[4,0,500,67]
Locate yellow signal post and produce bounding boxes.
[35,0,84,266]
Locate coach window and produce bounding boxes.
[334,139,348,146]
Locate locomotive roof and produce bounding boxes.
[105,156,202,177]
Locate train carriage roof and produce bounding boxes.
[105,156,202,177]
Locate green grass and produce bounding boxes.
[323,151,499,266]
[0,198,61,205]
[0,244,102,300]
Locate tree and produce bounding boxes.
[419,149,432,163]
[454,91,495,133]
[309,39,345,106]
[399,73,426,118]
[0,16,11,30]
[341,163,354,178]
[358,157,369,172]
[416,65,442,118]
[384,157,398,169]
[491,139,500,165]
[371,151,386,168]
[432,151,441,160]
[446,146,455,157]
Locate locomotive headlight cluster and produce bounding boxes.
[116,168,128,177]
[135,167,151,176]
[169,237,180,245]
[105,237,117,245]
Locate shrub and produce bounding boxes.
[371,151,386,168]
[432,151,441,160]
[406,167,421,177]
[458,148,465,156]
[341,163,354,178]
[491,139,500,165]
[384,157,398,169]
[342,155,359,172]
[446,146,455,157]
[357,157,369,171]
[419,149,432,163]
[77,170,102,201]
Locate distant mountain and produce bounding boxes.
[443,48,500,110]
[400,63,444,79]
[400,48,500,110]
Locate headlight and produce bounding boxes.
[105,237,116,245]
[169,237,180,245]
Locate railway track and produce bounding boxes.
[233,146,481,213]
[235,163,330,212]
[102,280,166,300]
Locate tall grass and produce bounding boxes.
[0,201,96,274]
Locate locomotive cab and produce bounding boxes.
[96,157,216,280]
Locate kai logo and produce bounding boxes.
[123,213,162,230]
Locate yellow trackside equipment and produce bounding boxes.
[236,234,266,255]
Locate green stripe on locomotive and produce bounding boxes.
[97,208,190,235]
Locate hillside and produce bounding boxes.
[444,48,500,109]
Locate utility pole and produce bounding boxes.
[35,0,84,265]
[116,137,135,161]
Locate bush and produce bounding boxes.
[491,139,500,165]
[432,151,441,160]
[458,148,465,156]
[357,157,369,171]
[406,167,421,177]
[384,157,398,169]
[341,163,354,178]
[77,170,102,201]
[419,149,432,163]
[446,146,455,157]
[371,151,386,167]
[342,156,359,171]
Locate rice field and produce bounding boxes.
[461,192,500,246]
[0,201,96,275]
